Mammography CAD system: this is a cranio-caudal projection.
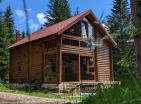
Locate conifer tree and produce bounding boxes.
[74,7,80,16]
[107,0,133,80]
[4,6,14,37]
[0,6,15,81]
[0,11,9,81]
[44,0,71,26]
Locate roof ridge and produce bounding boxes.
[8,10,116,49]
[30,10,90,36]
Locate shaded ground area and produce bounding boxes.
[0,92,78,104]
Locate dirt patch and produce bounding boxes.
[0,92,76,104]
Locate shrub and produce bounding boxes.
[80,81,141,104]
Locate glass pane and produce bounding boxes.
[82,18,94,38]
[88,23,93,38]
[62,38,79,46]
[80,41,90,48]
[82,22,87,38]
[80,56,95,80]
[64,21,81,36]
[44,53,57,82]
[62,54,78,81]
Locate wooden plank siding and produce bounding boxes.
[29,41,42,81]
[96,44,111,81]
[10,41,43,83]
[10,45,28,83]
[62,45,94,56]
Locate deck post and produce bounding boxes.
[78,54,81,81]
[58,36,62,83]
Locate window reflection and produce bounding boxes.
[80,56,95,80]
[44,53,57,82]
[82,18,93,38]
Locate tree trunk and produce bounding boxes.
[134,34,141,79]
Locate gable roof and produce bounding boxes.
[9,10,117,49]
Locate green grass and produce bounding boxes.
[80,81,141,104]
[0,83,81,101]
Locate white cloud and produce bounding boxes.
[15,9,25,23]
[15,9,32,23]
[29,20,39,31]
[15,9,40,32]
[36,13,47,24]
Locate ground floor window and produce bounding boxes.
[80,56,95,80]
[62,54,78,81]
[44,52,57,82]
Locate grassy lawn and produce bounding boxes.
[0,83,82,101]
[80,80,141,104]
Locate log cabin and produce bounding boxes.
[8,10,117,92]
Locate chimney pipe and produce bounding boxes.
[16,30,21,42]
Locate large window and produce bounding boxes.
[62,38,79,46]
[80,56,95,80]
[62,54,78,81]
[64,21,81,36]
[82,18,93,38]
[44,53,57,82]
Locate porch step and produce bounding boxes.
[59,82,80,94]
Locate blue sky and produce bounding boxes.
[0,0,119,33]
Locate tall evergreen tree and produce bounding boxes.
[74,7,80,16]
[107,0,134,80]
[0,11,9,81]
[44,0,71,27]
[4,6,14,36]
[107,0,130,34]
[0,6,15,81]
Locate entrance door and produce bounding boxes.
[62,53,78,82]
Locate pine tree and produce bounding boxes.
[74,7,80,16]
[107,0,130,34]
[4,6,14,37]
[0,6,15,81]
[107,0,133,80]
[44,0,71,27]
[0,11,9,81]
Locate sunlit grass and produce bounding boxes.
[0,83,81,101]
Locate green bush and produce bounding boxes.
[80,81,141,104]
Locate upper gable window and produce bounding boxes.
[82,18,93,38]
[64,21,81,37]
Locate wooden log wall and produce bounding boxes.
[29,41,42,81]
[10,45,28,83]
[96,43,111,81]
[10,41,43,83]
